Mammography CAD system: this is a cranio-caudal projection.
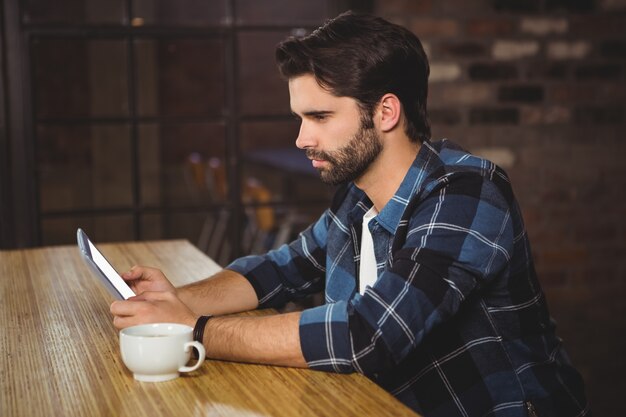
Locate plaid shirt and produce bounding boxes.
[228,139,590,417]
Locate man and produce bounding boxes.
[111,12,590,417]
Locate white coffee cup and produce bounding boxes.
[120,323,206,382]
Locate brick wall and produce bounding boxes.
[373,1,626,415]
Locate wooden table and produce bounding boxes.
[0,240,418,417]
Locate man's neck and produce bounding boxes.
[355,138,421,212]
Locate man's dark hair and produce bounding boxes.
[276,11,430,143]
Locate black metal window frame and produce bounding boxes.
[0,0,367,251]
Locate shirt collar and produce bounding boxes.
[350,140,442,234]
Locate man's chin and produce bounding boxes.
[319,172,351,186]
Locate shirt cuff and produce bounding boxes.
[226,255,287,308]
[299,301,354,373]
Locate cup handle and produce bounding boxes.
[179,341,206,373]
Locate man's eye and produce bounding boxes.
[314,114,327,121]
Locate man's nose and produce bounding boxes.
[295,123,315,149]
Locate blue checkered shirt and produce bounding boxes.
[228,139,590,417]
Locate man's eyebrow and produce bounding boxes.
[300,110,333,117]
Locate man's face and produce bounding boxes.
[305,120,382,186]
[289,74,383,186]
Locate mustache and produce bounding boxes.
[306,149,335,164]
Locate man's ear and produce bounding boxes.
[378,93,402,133]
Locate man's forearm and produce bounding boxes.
[177,269,259,316]
[202,311,308,368]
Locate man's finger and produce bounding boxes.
[110,299,146,316]
[137,291,175,302]
[121,265,145,280]
[113,314,141,330]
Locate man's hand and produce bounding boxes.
[111,265,195,329]
[121,265,177,296]
[110,291,197,330]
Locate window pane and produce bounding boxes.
[135,38,225,118]
[236,0,330,25]
[37,124,133,212]
[240,120,298,152]
[138,122,227,207]
[23,0,126,25]
[241,150,330,204]
[240,121,331,205]
[33,39,129,119]
[150,210,234,265]
[241,120,298,202]
[140,213,163,240]
[41,214,134,246]
[238,31,291,116]
[133,0,229,26]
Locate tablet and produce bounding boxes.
[76,228,135,300]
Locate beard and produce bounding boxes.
[305,121,383,186]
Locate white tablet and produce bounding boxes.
[77,228,135,300]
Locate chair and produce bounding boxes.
[185,153,311,264]
[185,154,232,266]
[241,177,276,254]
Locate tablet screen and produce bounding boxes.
[77,228,135,300]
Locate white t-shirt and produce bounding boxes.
[359,206,379,294]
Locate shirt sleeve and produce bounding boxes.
[226,210,330,308]
[299,172,516,374]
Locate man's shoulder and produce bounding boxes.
[427,139,493,172]
[421,139,512,195]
